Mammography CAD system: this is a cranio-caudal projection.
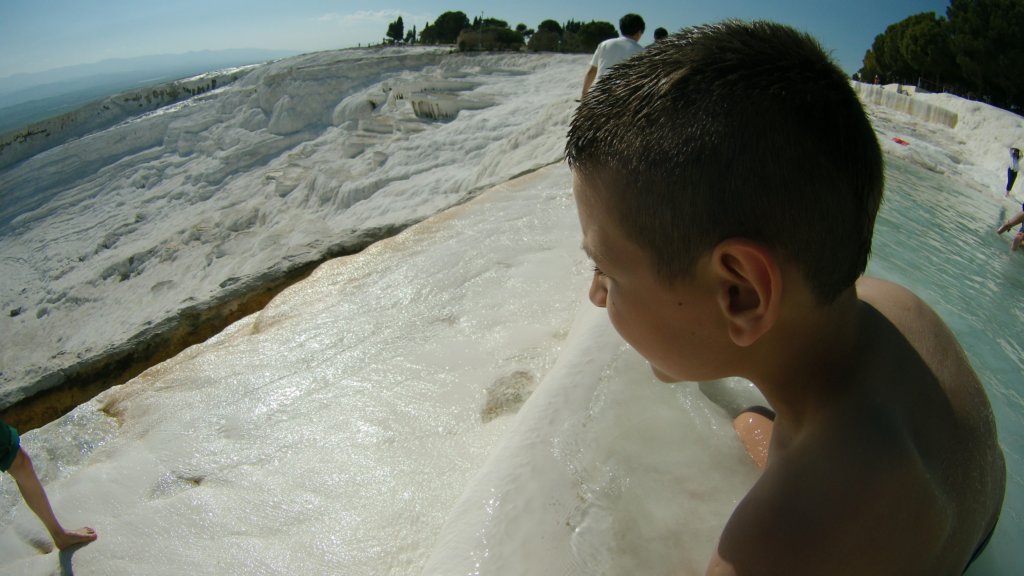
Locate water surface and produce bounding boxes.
[869,156,1023,575]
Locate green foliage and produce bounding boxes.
[420,11,471,44]
[458,27,525,52]
[526,18,615,53]
[420,22,436,44]
[577,21,617,53]
[472,17,508,29]
[947,0,1024,107]
[859,0,1024,109]
[386,16,404,44]
[527,30,561,52]
[537,19,562,35]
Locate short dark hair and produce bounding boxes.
[566,20,883,303]
[619,13,645,37]
[654,27,669,41]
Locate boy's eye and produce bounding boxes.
[592,265,606,277]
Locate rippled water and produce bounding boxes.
[868,156,1023,575]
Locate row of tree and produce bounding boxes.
[857,0,1024,111]
[383,12,619,54]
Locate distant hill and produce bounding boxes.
[0,49,300,134]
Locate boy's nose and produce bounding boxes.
[589,272,608,308]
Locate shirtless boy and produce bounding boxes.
[566,20,1005,575]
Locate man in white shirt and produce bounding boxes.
[581,13,646,98]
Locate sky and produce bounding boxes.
[0,0,951,80]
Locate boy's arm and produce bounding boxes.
[997,210,1024,234]
[582,66,598,99]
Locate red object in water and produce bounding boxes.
[892,137,910,146]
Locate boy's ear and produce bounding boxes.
[710,239,782,347]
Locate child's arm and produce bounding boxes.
[997,211,1024,234]
[581,66,598,99]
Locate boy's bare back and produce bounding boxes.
[711,278,1004,575]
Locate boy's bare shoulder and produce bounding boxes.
[855,277,940,336]
[855,277,975,384]
[709,277,1003,575]
[713,441,949,575]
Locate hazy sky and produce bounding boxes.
[1,0,950,79]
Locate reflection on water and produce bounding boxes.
[867,156,1023,574]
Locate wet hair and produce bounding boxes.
[619,14,645,37]
[566,20,884,303]
[1012,148,1020,158]
[654,27,669,41]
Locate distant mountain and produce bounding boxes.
[0,49,300,134]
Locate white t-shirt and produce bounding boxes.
[589,36,644,79]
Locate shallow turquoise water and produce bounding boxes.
[868,156,1023,574]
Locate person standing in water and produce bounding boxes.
[1005,147,1020,196]
[1,419,97,551]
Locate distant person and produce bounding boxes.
[566,20,1005,574]
[1006,147,1020,196]
[996,202,1024,251]
[1,418,97,551]
[653,27,668,42]
[581,13,646,99]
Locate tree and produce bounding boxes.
[420,22,436,44]
[527,31,558,52]
[386,16,404,44]
[875,19,917,82]
[858,48,882,83]
[901,13,959,86]
[405,25,417,45]
[858,12,958,87]
[526,18,615,54]
[577,20,617,53]
[457,27,525,52]
[431,10,471,44]
[947,0,1024,107]
[858,0,1024,109]
[537,19,562,35]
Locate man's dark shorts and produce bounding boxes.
[0,420,20,472]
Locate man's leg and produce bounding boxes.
[7,448,97,550]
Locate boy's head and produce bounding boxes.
[619,14,645,38]
[653,27,669,41]
[566,20,883,303]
